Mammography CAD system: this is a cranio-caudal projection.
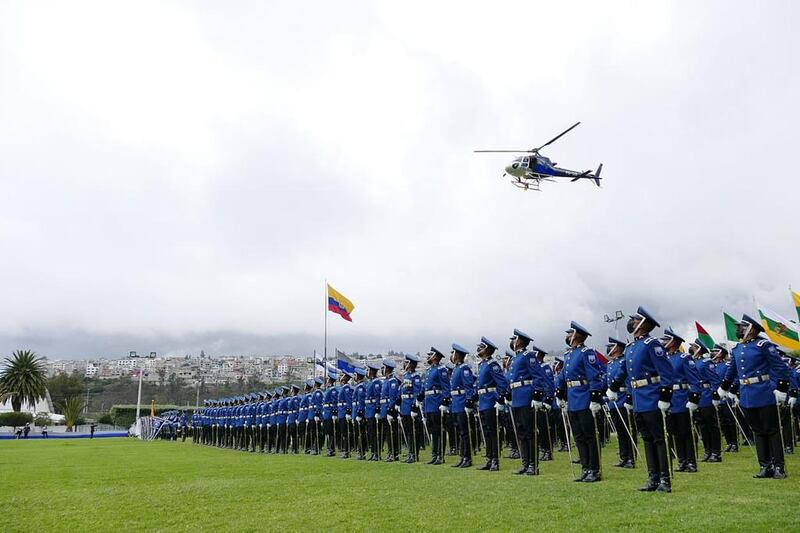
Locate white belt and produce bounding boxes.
[631,376,660,388]
[511,380,532,389]
[740,374,770,386]
[477,387,496,395]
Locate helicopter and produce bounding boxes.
[475,122,602,191]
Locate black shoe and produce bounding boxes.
[583,470,601,482]
[431,456,443,465]
[676,461,687,472]
[574,470,589,482]
[614,460,627,468]
[701,452,711,462]
[725,443,734,452]
[510,450,520,459]
[452,457,464,468]
[773,466,787,479]
[489,459,499,471]
[448,448,457,456]
[325,451,335,457]
[426,455,436,464]
[623,460,636,469]
[639,476,659,491]
[784,447,794,455]
[685,463,697,473]
[384,455,394,463]
[729,444,739,453]
[754,465,775,478]
[478,461,492,471]
[460,459,473,468]
[514,463,529,475]
[707,453,722,463]
[524,464,537,475]
[656,477,672,493]
[540,451,553,461]
[558,444,568,452]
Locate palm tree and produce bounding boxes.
[59,396,86,432]
[0,350,47,412]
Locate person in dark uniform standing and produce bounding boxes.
[399,354,423,463]
[709,344,738,452]
[532,345,555,462]
[691,340,722,462]
[365,362,383,460]
[557,321,604,482]
[475,336,509,471]
[380,359,401,462]
[442,361,457,456]
[501,350,518,458]
[606,337,636,468]
[422,347,450,465]
[449,343,476,468]
[352,367,368,460]
[607,306,675,492]
[718,314,793,479]
[663,328,698,473]
[322,372,338,456]
[507,328,547,475]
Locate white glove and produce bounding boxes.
[731,395,740,408]
[387,415,394,423]
[410,411,418,418]
[624,402,633,412]
[295,420,299,425]
[774,390,787,404]
[658,401,670,412]
[375,413,381,420]
[345,414,352,421]
[606,389,618,402]
[494,402,503,411]
[266,423,271,428]
[314,416,320,422]
[531,400,543,411]
[716,387,727,402]
[712,400,720,408]
[465,407,474,415]
[544,402,552,411]
[557,399,567,409]
[416,400,423,409]
[258,424,262,429]
[687,402,698,412]
[589,402,601,414]
[439,405,449,414]
[356,416,363,422]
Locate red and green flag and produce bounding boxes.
[695,321,715,350]
[792,290,800,322]
[723,312,739,342]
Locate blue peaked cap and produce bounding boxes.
[567,321,591,337]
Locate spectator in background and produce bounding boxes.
[23,422,31,439]
[41,425,49,438]
[90,422,97,439]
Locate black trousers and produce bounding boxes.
[569,409,599,472]
[554,410,568,447]
[610,405,636,462]
[537,409,553,453]
[337,419,350,454]
[427,411,443,458]
[367,417,378,454]
[513,406,537,469]
[697,406,721,455]
[383,418,400,458]
[781,405,794,452]
[402,414,418,457]
[445,412,457,452]
[669,411,695,464]
[636,409,670,480]
[323,419,335,453]
[480,408,500,460]
[499,409,516,451]
[744,405,785,468]
[455,411,472,460]
[719,402,738,445]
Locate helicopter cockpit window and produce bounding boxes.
[521,156,529,168]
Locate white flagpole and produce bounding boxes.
[324,279,328,368]
[135,367,144,437]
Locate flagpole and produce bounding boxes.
[324,279,328,367]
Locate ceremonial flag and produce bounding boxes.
[758,305,800,351]
[327,284,355,322]
[792,290,800,322]
[723,312,739,342]
[695,322,715,350]
[336,350,358,374]
[594,349,608,365]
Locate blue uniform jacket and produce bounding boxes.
[338,384,353,419]
[562,346,603,412]
[669,353,699,413]
[400,371,422,416]
[380,376,401,417]
[509,350,547,408]
[423,365,450,414]
[606,359,628,409]
[311,389,324,418]
[476,359,509,411]
[450,363,475,413]
[298,394,309,423]
[724,339,791,409]
[695,359,714,407]
[322,387,338,420]
[353,381,367,417]
[366,378,382,418]
[615,336,674,413]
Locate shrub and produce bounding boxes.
[0,411,33,428]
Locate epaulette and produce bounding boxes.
[680,352,690,359]
[581,346,591,353]
[757,340,768,347]
[644,336,655,345]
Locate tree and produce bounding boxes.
[59,396,86,432]
[0,350,47,412]
[48,373,84,413]
[157,368,167,388]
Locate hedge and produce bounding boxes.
[0,411,34,428]
[110,405,196,428]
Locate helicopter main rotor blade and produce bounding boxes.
[474,149,535,153]
[534,121,581,152]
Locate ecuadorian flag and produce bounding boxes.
[327,283,355,322]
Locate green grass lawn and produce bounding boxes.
[1,437,798,532]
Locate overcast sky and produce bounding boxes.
[1,1,799,359]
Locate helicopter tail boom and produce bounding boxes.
[592,163,602,186]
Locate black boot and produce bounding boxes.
[707,453,722,463]
[431,455,443,465]
[510,449,520,459]
[426,454,436,464]
[540,451,552,461]
[514,462,528,475]
[583,470,601,483]
[701,451,711,462]
[676,461,687,472]
[754,464,774,478]
[478,459,492,471]
[614,459,627,468]
[685,462,697,473]
[773,466,787,479]
[489,459,499,471]
[575,469,589,482]
[639,475,659,491]
[460,458,473,468]
[451,457,464,468]
[623,459,635,469]
[656,477,672,493]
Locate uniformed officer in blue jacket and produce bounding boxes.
[532,345,555,462]
[475,336,508,471]
[718,314,792,479]
[556,321,604,482]
[310,377,324,455]
[449,343,476,468]
[691,340,721,462]
[399,354,423,463]
[606,337,636,468]
[709,344,738,452]
[365,362,383,460]
[501,350,518,458]
[423,347,450,465]
[607,306,675,492]
[299,381,312,453]
[322,372,339,456]
[662,328,699,472]
[352,367,368,460]
[380,359,401,462]
[338,371,354,458]
[443,361,457,456]
[507,328,547,476]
